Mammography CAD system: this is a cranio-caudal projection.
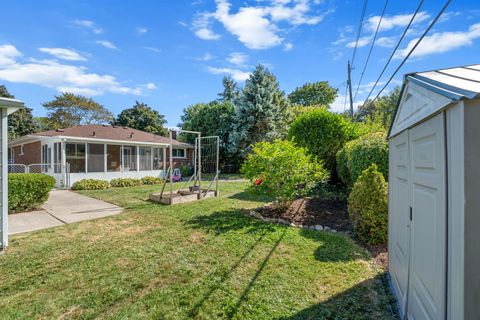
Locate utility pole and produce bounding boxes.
[347,61,354,119]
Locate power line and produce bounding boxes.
[351,0,369,67]
[366,0,451,108]
[362,0,425,105]
[353,0,389,101]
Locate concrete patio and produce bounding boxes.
[9,190,123,235]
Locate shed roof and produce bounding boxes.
[407,64,480,100]
[389,64,480,138]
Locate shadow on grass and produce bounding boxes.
[277,273,399,320]
[228,191,272,203]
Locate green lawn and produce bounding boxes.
[0,182,397,319]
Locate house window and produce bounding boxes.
[87,143,105,173]
[122,145,137,171]
[19,144,24,155]
[66,143,86,173]
[41,144,49,172]
[172,148,186,158]
[139,147,152,171]
[53,142,62,173]
[107,145,121,172]
[153,148,163,170]
[8,148,14,163]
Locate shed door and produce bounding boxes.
[407,113,447,320]
[388,130,411,311]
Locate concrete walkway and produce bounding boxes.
[9,190,123,235]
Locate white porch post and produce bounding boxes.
[84,143,88,173]
[163,147,166,176]
[61,139,67,188]
[136,145,140,171]
[1,108,8,249]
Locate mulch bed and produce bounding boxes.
[256,197,388,269]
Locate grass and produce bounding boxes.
[0,181,397,319]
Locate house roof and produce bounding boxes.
[12,124,193,147]
[0,97,24,115]
[407,64,480,100]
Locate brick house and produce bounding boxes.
[9,124,194,187]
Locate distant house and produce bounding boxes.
[8,124,194,187]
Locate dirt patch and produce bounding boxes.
[366,244,388,270]
[255,197,388,269]
[257,198,352,232]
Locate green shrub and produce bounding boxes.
[110,178,143,188]
[288,108,359,172]
[337,132,388,186]
[348,164,388,245]
[9,173,56,213]
[71,179,110,191]
[241,140,329,208]
[141,176,164,185]
[179,164,193,177]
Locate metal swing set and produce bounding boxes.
[149,129,220,205]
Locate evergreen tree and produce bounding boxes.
[115,101,168,136]
[218,76,239,103]
[229,65,288,158]
[0,85,37,138]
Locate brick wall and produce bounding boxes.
[10,141,41,165]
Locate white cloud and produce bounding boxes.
[196,53,215,61]
[0,45,22,66]
[144,46,162,53]
[136,27,148,35]
[376,36,396,48]
[192,0,329,49]
[38,48,87,61]
[96,40,118,50]
[330,94,364,113]
[395,23,480,59]
[226,52,248,66]
[346,36,372,48]
[145,82,157,90]
[283,42,294,51]
[366,11,430,32]
[206,66,250,81]
[0,44,154,96]
[71,19,103,34]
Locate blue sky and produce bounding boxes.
[0,0,479,126]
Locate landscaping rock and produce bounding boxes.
[324,226,331,231]
[314,225,323,231]
[308,225,315,230]
[290,223,296,227]
[302,225,309,229]
[331,229,337,233]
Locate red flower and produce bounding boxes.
[255,179,263,186]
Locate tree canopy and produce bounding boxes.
[1,85,37,139]
[42,93,113,129]
[288,81,338,107]
[229,65,289,158]
[218,76,239,103]
[115,101,167,136]
[355,86,400,130]
[179,100,235,165]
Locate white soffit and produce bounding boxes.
[0,97,24,115]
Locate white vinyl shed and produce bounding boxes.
[0,97,24,251]
[388,65,480,320]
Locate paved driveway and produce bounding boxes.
[9,190,123,235]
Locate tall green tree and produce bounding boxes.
[229,65,289,158]
[179,100,235,165]
[1,85,37,139]
[43,92,113,129]
[288,81,338,107]
[356,86,400,129]
[218,76,239,103]
[115,101,167,136]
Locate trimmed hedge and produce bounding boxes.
[337,132,388,187]
[71,179,110,191]
[348,164,388,245]
[110,178,143,188]
[9,173,55,213]
[288,108,359,172]
[141,176,164,185]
